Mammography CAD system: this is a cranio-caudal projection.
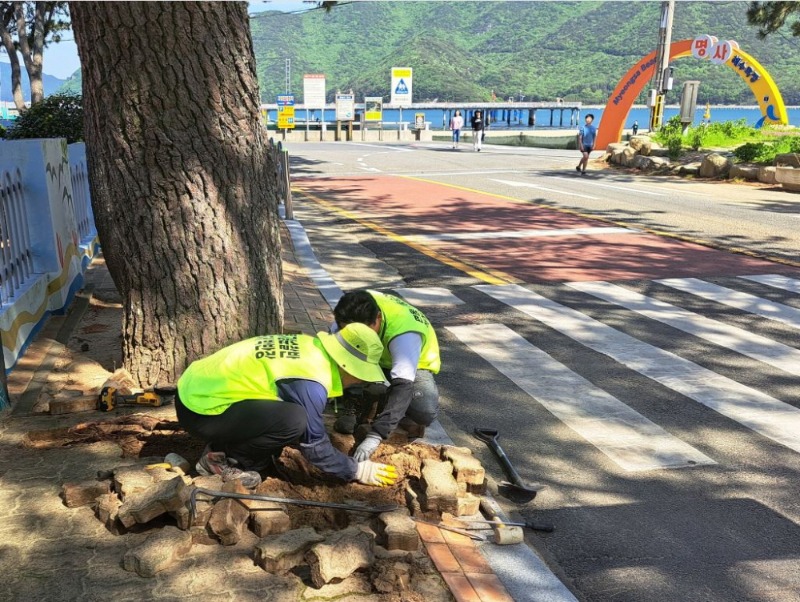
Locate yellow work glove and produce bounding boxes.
[355,460,398,487]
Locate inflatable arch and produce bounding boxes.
[595,38,789,150]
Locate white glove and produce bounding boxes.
[356,460,398,487]
[353,433,382,462]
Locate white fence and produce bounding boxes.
[0,169,34,304]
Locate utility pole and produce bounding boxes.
[285,58,291,93]
[648,0,675,132]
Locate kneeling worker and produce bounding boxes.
[333,290,440,462]
[176,323,398,489]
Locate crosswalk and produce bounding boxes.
[401,274,800,472]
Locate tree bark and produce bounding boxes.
[0,4,25,111]
[70,1,283,386]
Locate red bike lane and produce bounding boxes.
[294,175,799,283]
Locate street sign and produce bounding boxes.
[303,74,326,110]
[335,93,355,121]
[391,67,413,107]
[277,94,295,129]
[414,113,425,129]
[364,97,383,122]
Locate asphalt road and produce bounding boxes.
[286,140,800,602]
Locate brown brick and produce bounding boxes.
[250,501,292,537]
[424,542,461,574]
[254,527,325,574]
[117,476,192,528]
[306,527,376,588]
[416,521,446,544]
[122,526,192,578]
[456,493,481,517]
[442,447,486,493]
[377,509,419,552]
[61,480,111,508]
[49,394,98,415]
[441,572,482,602]
[208,498,250,545]
[94,492,123,534]
[450,543,492,574]
[465,573,514,602]
[421,459,459,514]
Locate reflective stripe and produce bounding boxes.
[335,332,368,361]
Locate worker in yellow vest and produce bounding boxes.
[332,290,440,462]
[176,323,398,489]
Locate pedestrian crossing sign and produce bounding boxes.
[391,67,413,107]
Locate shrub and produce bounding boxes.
[688,126,705,151]
[5,93,83,143]
[733,142,769,163]
[0,124,6,139]
[666,135,683,159]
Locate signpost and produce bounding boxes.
[414,113,425,130]
[365,97,383,122]
[391,67,412,128]
[277,94,295,132]
[303,74,326,138]
[335,92,355,141]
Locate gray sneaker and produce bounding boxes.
[196,446,262,488]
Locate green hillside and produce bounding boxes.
[59,2,800,105]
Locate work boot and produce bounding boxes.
[196,445,262,489]
[334,410,358,434]
[398,416,425,440]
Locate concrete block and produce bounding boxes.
[49,394,98,415]
[61,480,111,508]
[421,459,459,515]
[95,492,123,534]
[254,527,325,574]
[306,526,375,588]
[730,164,760,181]
[208,498,250,545]
[442,447,485,493]
[758,165,778,184]
[377,509,419,552]
[250,501,292,537]
[456,493,481,517]
[122,526,192,578]
[776,166,800,191]
[117,476,192,528]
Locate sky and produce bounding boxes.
[0,1,317,80]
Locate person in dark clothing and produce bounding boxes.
[471,110,485,152]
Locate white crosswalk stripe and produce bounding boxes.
[394,287,465,306]
[657,277,800,329]
[447,323,715,471]
[568,280,800,376]
[740,274,800,294]
[475,283,800,455]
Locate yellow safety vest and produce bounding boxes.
[369,290,441,374]
[177,334,343,415]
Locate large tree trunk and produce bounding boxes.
[70,1,283,386]
[0,6,25,112]
[14,1,44,104]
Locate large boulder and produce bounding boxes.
[699,153,732,178]
[774,153,800,168]
[606,142,628,155]
[649,147,671,158]
[629,135,653,155]
[729,164,760,181]
[758,165,778,185]
[619,146,638,167]
[679,162,702,176]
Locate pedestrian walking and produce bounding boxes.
[450,110,464,149]
[471,110,485,152]
[576,113,597,175]
[176,323,398,489]
[632,120,639,136]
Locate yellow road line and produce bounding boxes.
[401,175,800,269]
[291,187,518,285]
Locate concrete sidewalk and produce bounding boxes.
[0,219,565,601]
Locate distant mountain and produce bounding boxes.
[56,2,800,105]
[0,62,66,102]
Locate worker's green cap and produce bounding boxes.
[318,323,385,383]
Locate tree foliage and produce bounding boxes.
[4,91,81,142]
[746,1,800,38]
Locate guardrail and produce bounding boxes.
[269,138,293,220]
[0,169,34,305]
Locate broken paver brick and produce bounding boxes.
[122,526,192,578]
[377,509,419,552]
[113,465,174,501]
[306,526,376,588]
[192,475,224,490]
[442,446,486,492]
[61,480,111,508]
[421,459,459,514]
[250,501,292,537]
[208,497,250,545]
[456,492,481,517]
[254,526,325,574]
[117,476,191,528]
[49,394,98,415]
[94,492,123,534]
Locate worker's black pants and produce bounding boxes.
[176,395,307,472]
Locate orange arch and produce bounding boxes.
[595,39,789,149]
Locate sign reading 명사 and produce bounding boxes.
[277,94,295,129]
[335,93,355,121]
[391,67,413,106]
[303,74,326,110]
[364,97,383,121]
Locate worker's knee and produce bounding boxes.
[406,371,439,426]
